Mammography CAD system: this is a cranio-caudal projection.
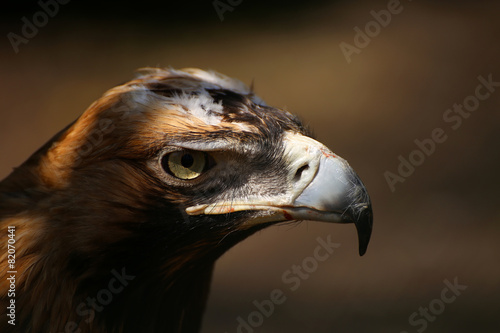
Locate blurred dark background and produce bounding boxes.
[1,1,499,332]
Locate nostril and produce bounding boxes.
[294,165,309,182]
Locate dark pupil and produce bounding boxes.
[181,153,194,168]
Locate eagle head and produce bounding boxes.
[0,68,372,333]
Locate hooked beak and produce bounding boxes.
[291,149,373,256]
[186,132,373,256]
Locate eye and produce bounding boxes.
[162,150,212,180]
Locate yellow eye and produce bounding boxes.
[163,150,208,180]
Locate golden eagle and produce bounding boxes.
[0,68,372,333]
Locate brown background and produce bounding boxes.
[1,1,499,332]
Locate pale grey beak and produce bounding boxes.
[294,155,373,256]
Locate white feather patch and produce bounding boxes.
[129,68,263,131]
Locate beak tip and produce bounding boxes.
[354,205,373,257]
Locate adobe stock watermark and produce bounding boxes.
[400,277,467,333]
[339,0,409,64]
[384,73,499,192]
[7,0,71,54]
[213,0,243,22]
[226,235,340,333]
[50,267,135,333]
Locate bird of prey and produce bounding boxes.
[0,68,372,333]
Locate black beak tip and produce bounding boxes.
[355,205,373,256]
